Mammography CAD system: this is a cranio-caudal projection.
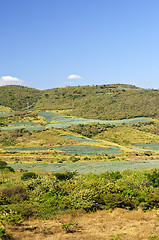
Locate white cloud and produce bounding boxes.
[67,74,83,80]
[0,76,25,86]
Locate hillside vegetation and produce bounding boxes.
[0,85,41,110]
[0,84,158,120]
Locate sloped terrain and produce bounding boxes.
[0,84,158,120]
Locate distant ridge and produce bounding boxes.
[0,84,158,120]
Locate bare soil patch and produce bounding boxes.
[7,209,159,240]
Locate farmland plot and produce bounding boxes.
[8,122,39,126]
[52,145,122,155]
[0,125,44,131]
[5,145,122,155]
[9,159,159,173]
[38,111,152,128]
[134,143,159,150]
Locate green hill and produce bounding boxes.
[0,84,158,120]
[0,85,41,110]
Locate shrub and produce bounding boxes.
[1,209,22,226]
[0,165,14,173]
[62,222,77,233]
[1,186,28,202]
[54,171,77,181]
[70,189,98,212]
[0,228,12,240]
[147,169,159,188]
[21,172,38,181]
[0,161,7,166]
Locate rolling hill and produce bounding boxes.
[0,84,158,120]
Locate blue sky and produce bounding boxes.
[0,0,159,89]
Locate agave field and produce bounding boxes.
[0,125,45,131]
[53,145,122,155]
[8,122,39,126]
[39,111,152,128]
[0,111,152,131]
[5,145,122,155]
[134,143,159,150]
[9,159,159,173]
[38,111,63,121]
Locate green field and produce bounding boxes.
[53,145,122,155]
[38,111,153,128]
[134,143,159,150]
[5,145,122,155]
[9,159,159,173]
[38,111,63,121]
[8,122,39,126]
[0,125,45,131]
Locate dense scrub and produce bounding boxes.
[68,123,115,138]
[0,168,159,221]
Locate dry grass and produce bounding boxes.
[7,209,159,240]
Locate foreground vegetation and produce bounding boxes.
[1,164,159,218]
[0,163,159,239]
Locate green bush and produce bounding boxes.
[0,161,7,166]
[1,186,28,203]
[54,171,77,181]
[70,189,98,212]
[21,172,38,181]
[0,165,14,173]
[146,169,159,188]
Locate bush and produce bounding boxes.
[0,161,7,166]
[0,165,14,173]
[0,227,13,240]
[9,203,39,220]
[21,172,38,181]
[70,189,98,212]
[147,169,159,188]
[1,186,28,202]
[54,171,77,181]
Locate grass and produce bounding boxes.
[60,135,100,143]
[97,123,159,145]
[5,147,51,151]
